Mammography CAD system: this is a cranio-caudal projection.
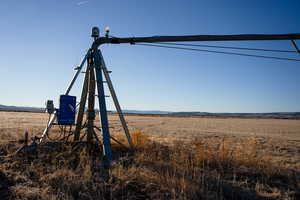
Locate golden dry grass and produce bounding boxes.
[0,111,300,199]
[1,111,299,168]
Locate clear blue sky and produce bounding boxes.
[0,0,299,112]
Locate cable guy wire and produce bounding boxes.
[135,43,300,62]
[157,42,296,53]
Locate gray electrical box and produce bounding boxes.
[46,100,54,114]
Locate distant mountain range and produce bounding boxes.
[0,104,44,112]
[1,104,299,119]
[121,110,300,119]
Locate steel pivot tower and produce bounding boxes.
[40,27,133,165]
[73,47,113,162]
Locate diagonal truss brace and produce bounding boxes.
[98,51,133,149]
[39,50,90,143]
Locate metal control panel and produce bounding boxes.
[57,95,76,125]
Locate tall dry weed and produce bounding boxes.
[0,131,299,199]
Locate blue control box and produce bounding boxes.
[57,95,76,125]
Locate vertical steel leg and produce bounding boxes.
[87,57,96,143]
[98,51,133,149]
[93,49,113,164]
[74,64,90,141]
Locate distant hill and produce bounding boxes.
[170,111,300,119]
[0,104,43,112]
[119,110,300,119]
[0,104,299,119]
[122,110,172,115]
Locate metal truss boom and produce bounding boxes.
[93,33,300,48]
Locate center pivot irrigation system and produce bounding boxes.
[36,26,300,166]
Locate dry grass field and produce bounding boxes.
[0,111,300,199]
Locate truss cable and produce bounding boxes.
[291,40,300,54]
[135,43,300,62]
[157,42,296,53]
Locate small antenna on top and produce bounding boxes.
[105,26,110,38]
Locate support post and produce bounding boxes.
[74,63,90,141]
[87,57,96,143]
[93,49,113,164]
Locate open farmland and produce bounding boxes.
[1,111,299,167]
[0,111,300,199]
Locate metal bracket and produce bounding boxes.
[291,40,300,55]
[94,94,110,97]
